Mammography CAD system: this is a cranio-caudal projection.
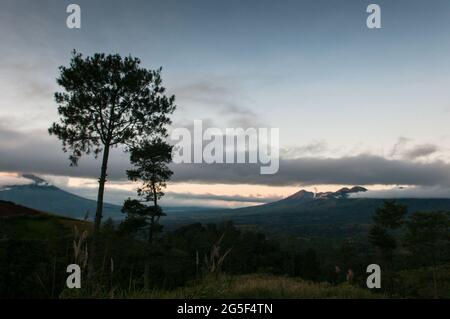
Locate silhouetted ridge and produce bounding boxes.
[284,186,367,202]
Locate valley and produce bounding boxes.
[3,174,450,238]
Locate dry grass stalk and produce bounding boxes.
[73,225,88,269]
[204,232,232,274]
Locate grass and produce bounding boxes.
[395,264,450,298]
[118,274,379,299]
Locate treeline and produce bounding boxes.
[0,217,322,298]
[1,201,449,298]
[2,51,450,299]
[70,219,324,295]
[367,200,450,297]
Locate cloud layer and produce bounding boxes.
[2,122,450,189]
[171,155,450,187]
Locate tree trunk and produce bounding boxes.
[144,215,155,290]
[88,144,110,279]
[144,184,158,290]
[432,253,438,299]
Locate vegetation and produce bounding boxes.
[0,204,90,298]
[121,138,173,289]
[1,204,450,299]
[62,274,377,299]
[403,211,450,298]
[48,51,176,276]
[2,52,449,299]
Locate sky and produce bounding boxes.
[1,0,450,207]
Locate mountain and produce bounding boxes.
[282,186,367,203]
[0,175,123,220]
[3,176,450,238]
[0,174,218,222]
[208,187,450,237]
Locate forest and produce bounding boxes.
[1,51,449,299]
[1,199,449,298]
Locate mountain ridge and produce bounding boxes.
[2,175,450,238]
[0,179,123,220]
[0,174,217,221]
[283,186,367,202]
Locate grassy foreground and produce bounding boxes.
[143,274,378,299]
[64,274,379,299]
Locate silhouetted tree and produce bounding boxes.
[127,139,173,212]
[404,211,450,298]
[49,51,175,277]
[373,199,407,229]
[294,249,320,281]
[368,225,396,262]
[369,200,407,266]
[121,138,173,288]
[368,200,407,293]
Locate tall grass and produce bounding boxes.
[121,274,379,299]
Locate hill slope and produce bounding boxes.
[0,174,216,222]
[0,200,45,218]
[0,200,91,240]
[3,175,450,238]
[0,182,123,220]
[220,189,450,236]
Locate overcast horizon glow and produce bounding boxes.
[1,0,450,207]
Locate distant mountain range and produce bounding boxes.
[283,186,367,202]
[0,175,123,220]
[218,187,450,237]
[2,175,450,238]
[0,174,211,221]
[145,185,450,237]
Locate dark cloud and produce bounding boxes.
[166,192,281,204]
[389,136,410,157]
[2,123,450,188]
[403,144,439,160]
[0,123,130,180]
[351,186,450,199]
[170,155,450,187]
[389,137,439,160]
[173,79,265,128]
[175,80,248,116]
[281,140,328,158]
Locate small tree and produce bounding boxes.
[49,51,175,276]
[126,139,173,213]
[368,225,397,263]
[368,200,407,293]
[373,199,407,229]
[369,200,407,266]
[121,138,173,289]
[403,211,450,298]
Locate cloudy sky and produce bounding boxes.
[1,0,450,207]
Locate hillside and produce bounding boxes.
[0,180,123,220]
[205,188,450,237]
[2,175,450,238]
[0,200,44,218]
[153,186,450,237]
[0,174,216,222]
[0,200,91,241]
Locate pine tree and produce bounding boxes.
[49,51,175,278]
